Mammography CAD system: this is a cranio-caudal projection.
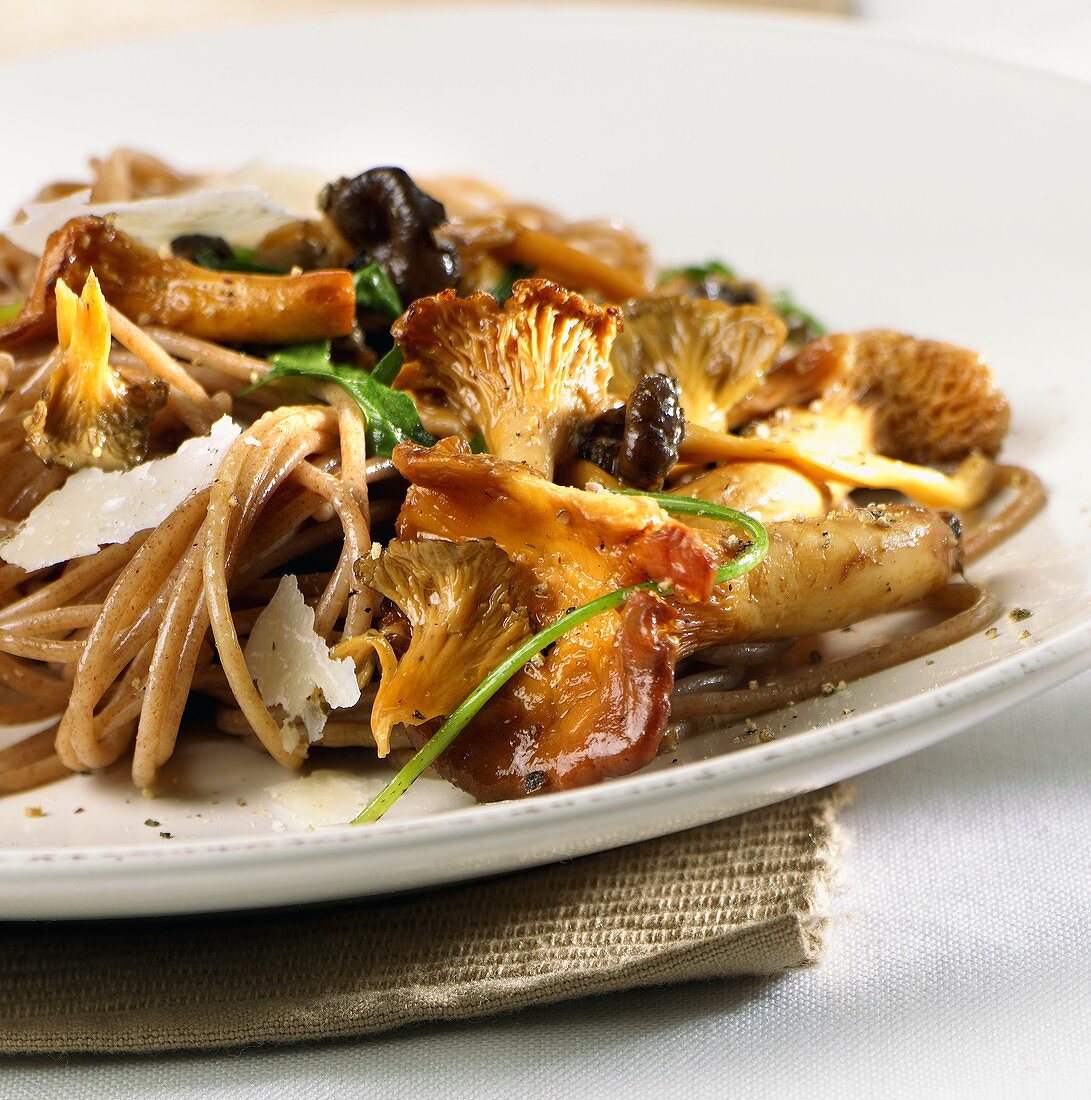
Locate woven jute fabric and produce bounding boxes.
[0,786,843,1055]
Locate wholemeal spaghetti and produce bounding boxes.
[0,153,1044,814]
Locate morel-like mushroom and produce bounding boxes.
[319,167,460,304]
[386,437,719,800]
[578,374,685,490]
[610,296,787,433]
[24,271,165,471]
[356,539,535,757]
[0,216,356,348]
[394,279,620,477]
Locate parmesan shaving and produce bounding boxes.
[244,575,361,751]
[0,416,240,572]
[5,187,298,257]
[200,161,328,220]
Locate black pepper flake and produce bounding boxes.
[1009,608,1033,623]
[159,831,173,839]
[144,818,160,828]
[523,771,547,794]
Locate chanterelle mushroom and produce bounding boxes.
[734,330,1010,464]
[676,504,962,656]
[392,279,620,477]
[355,539,534,757]
[671,330,1009,518]
[0,216,356,349]
[24,271,165,471]
[610,296,787,433]
[382,437,718,800]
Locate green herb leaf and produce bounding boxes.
[658,259,736,284]
[772,289,826,342]
[353,263,403,321]
[491,263,534,302]
[0,301,22,325]
[190,245,282,274]
[247,340,434,456]
[352,494,768,823]
[468,433,488,454]
[371,346,404,387]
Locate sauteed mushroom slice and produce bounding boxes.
[356,539,534,758]
[676,504,962,655]
[24,272,165,471]
[319,167,460,303]
[610,296,786,433]
[735,330,1010,463]
[0,216,356,348]
[374,438,719,799]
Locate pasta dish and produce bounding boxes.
[0,151,1044,821]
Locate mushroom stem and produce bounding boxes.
[0,217,357,349]
[497,225,648,301]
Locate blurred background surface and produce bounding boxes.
[0,1,846,60]
[1,0,1089,78]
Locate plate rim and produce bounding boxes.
[4,616,1089,875]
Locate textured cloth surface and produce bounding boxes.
[0,786,842,1055]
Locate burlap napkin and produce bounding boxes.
[0,786,843,1055]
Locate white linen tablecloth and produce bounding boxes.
[2,4,1090,1096]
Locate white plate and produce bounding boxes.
[1,8,1089,920]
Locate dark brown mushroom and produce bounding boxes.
[577,375,685,490]
[319,167,459,304]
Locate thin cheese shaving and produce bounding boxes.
[244,575,361,751]
[5,187,297,257]
[0,416,240,571]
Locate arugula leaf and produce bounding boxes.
[371,346,403,387]
[0,301,22,325]
[490,263,534,302]
[247,340,434,456]
[658,259,736,284]
[353,263,403,321]
[772,290,826,342]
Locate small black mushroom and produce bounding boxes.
[319,167,460,304]
[577,405,624,473]
[616,375,685,489]
[578,376,685,490]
